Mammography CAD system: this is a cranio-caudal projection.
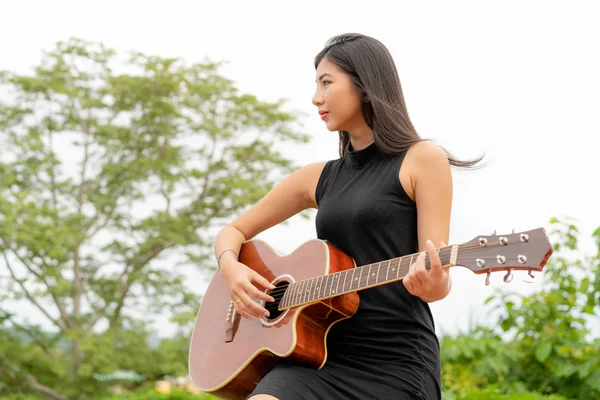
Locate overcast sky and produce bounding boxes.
[2,0,599,338]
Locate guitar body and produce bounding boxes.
[188,239,360,400]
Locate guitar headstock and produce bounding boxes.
[457,227,553,284]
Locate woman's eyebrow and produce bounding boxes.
[315,72,333,83]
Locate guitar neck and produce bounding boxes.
[279,245,458,309]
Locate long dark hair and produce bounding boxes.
[315,33,484,169]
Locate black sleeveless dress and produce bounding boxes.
[249,142,441,400]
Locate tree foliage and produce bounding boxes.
[441,217,600,400]
[0,37,308,399]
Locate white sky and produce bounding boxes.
[1,0,599,338]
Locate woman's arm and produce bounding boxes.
[214,161,327,319]
[402,141,453,303]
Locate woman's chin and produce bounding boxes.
[324,121,338,132]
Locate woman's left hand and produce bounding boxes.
[403,239,451,302]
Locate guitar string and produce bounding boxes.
[244,255,537,310]
[259,254,534,300]
[259,243,530,298]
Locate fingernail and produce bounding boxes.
[270,297,275,302]
[264,311,270,317]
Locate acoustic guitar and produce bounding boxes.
[188,228,553,399]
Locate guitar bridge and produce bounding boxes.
[224,300,240,342]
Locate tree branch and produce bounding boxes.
[1,365,68,400]
[70,90,91,322]
[108,244,166,329]
[26,374,68,400]
[3,314,57,362]
[1,239,71,330]
[47,129,59,222]
[2,251,68,334]
[88,243,168,331]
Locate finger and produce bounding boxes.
[251,273,276,291]
[248,276,276,303]
[415,254,429,284]
[241,285,270,317]
[403,275,415,294]
[233,298,253,320]
[426,239,442,274]
[235,290,261,319]
[410,252,426,286]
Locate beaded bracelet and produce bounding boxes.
[217,248,238,268]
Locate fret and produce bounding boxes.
[304,278,313,303]
[283,283,291,307]
[375,262,381,284]
[344,268,356,293]
[298,281,306,305]
[298,280,305,305]
[305,279,311,302]
[385,260,390,282]
[319,275,326,299]
[310,277,318,303]
[299,280,306,305]
[364,264,371,287]
[294,281,302,306]
[351,268,358,290]
[312,277,319,301]
[395,257,401,278]
[309,278,317,302]
[281,286,288,308]
[327,273,336,296]
[348,269,353,290]
[333,273,341,295]
[360,266,367,288]
[370,264,377,286]
[321,274,329,298]
[400,256,410,276]
[288,283,297,307]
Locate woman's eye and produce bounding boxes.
[323,81,331,86]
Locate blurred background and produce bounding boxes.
[1,1,598,399]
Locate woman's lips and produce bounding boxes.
[320,112,329,121]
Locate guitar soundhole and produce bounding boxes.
[264,281,289,320]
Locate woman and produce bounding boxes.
[214,33,482,400]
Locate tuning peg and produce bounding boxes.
[491,230,497,236]
[512,228,515,234]
[523,270,536,284]
[485,272,491,286]
[503,269,514,283]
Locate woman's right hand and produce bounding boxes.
[220,260,276,320]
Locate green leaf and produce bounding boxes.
[555,362,577,378]
[535,341,553,362]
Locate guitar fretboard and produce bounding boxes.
[279,246,454,309]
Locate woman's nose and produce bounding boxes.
[312,91,324,107]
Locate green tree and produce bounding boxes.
[0,37,309,399]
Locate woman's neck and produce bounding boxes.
[348,133,374,151]
[345,118,374,151]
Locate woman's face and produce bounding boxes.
[312,58,364,133]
